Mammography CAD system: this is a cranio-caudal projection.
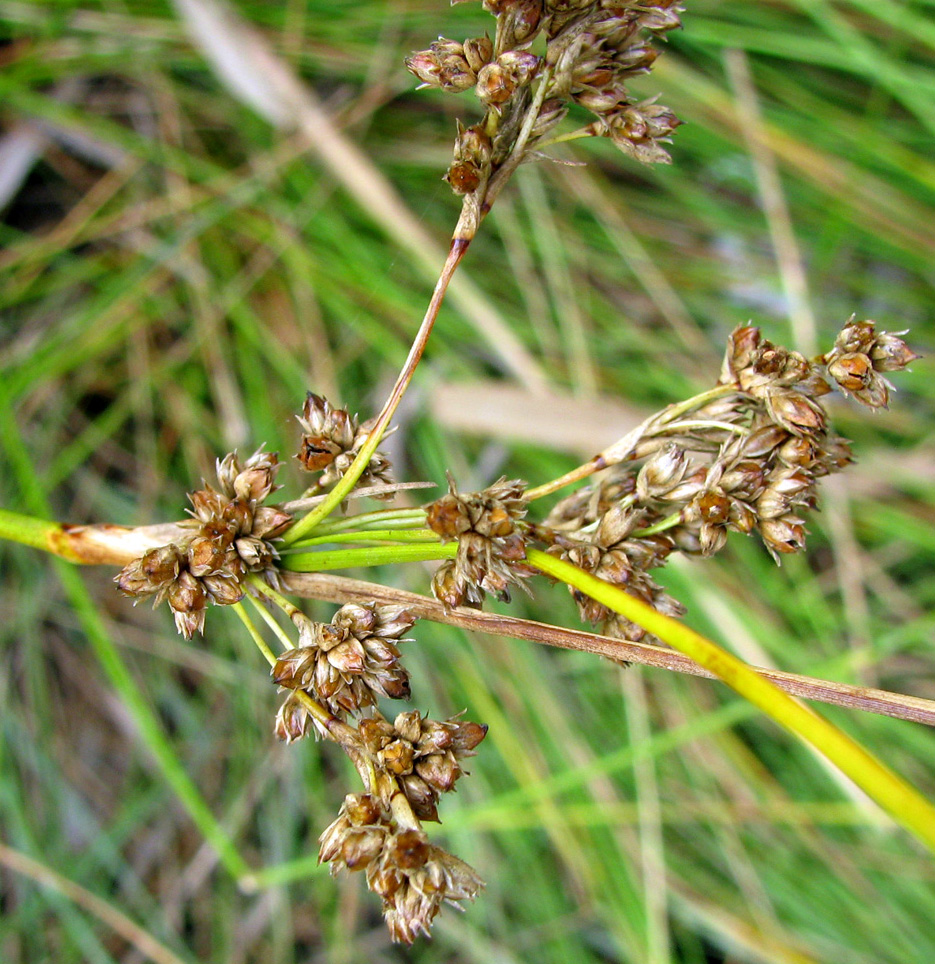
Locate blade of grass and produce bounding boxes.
[0,380,253,882]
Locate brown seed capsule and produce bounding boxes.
[497,49,540,85]
[201,572,245,606]
[446,160,482,195]
[172,607,206,641]
[759,515,807,559]
[637,444,688,500]
[827,352,872,393]
[765,387,826,436]
[449,720,488,752]
[388,829,431,871]
[168,570,206,614]
[869,330,918,373]
[272,646,319,689]
[697,491,731,526]
[400,774,440,822]
[499,0,543,47]
[115,544,183,596]
[416,753,460,793]
[463,35,494,72]
[345,793,384,827]
[273,693,309,743]
[380,739,415,776]
[251,505,293,540]
[475,61,516,105]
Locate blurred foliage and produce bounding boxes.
[1,1,934,962]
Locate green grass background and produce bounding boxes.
[1,1,934,961]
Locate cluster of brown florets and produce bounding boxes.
[359,710,488,822]
[319,793,484,944]
[407,0,683,198]
[822,317,918,409]
[542,320,916,642]
[268,598,489,942]
[115,449,292,638]
[426,474,534,607]
[296,392,394,495]
[272,603,415,728]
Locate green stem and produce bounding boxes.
[246,575,305,624]
[232,601,278,667]
[282,542,456,573]
[286,528,441,549]
[232,598,342,737]
[534,128,597,149]
[244,594,295,651]
[282,239,469,547]
[631,511,683,537]
[0,508,64,554]
[657,419,745,435]
[307,507,428,537]
[526,383,738,502]
[655,383,737,424]
[525,548,935,854]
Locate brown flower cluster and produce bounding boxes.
[270,603,489,942]
[115,450,291,638]
[360,710,488,822]
[821,317,918,409]
[550,502,685,644]
[426,474,534,607]
[272,603,415,725]
[544,320,916,641]
[407,1,682,202]
[319,794,484,943]
[296,392,394,496]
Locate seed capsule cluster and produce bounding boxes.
[296,392,394,495]
[407,0,683,201]
[822,317,918,410]
[319,793,484,944]
[270,601,489,942]
[115,449,291,638]
[543,320,916,642]
[359,710,488,822]
[426,474,534,607]
[273,603,415,723]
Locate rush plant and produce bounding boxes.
[1,0,932,951]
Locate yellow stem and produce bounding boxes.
[525,548,935,853]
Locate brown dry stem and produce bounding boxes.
[282,571,935,729]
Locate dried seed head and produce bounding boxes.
[497,49,540,84]
[115,544,183,597]
[274,692,310,743]
[591,100,682,164]
[370,834,484,944]
[274,605,414,717]
[475,60,517,105]
[759,514,807,562]
[318,785,484,943]
[822,319,916,409]
[168,571,208,639]
[764,387,826,436]
[636,444,689,500]
[427,476,531,608]
[296,393,395,495]
[406,38,480,92]
[216,447,283,504]
[359,710,487,819]
[463,35,494,72]
[499,0,544,46]
[319,793,391,871]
